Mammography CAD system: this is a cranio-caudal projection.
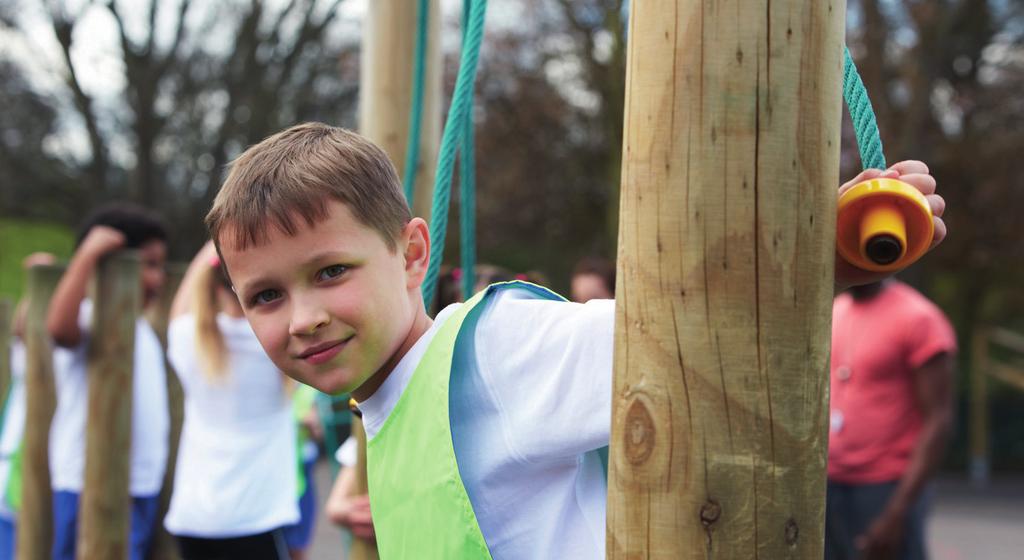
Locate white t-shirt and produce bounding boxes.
[335,436,357,468]
[358,290,615,560]
[49,300,170,496]
[0,340,27,519]
[164,313,299,537]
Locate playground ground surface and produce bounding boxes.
[306,466,1024,560]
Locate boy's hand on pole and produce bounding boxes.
[835,160,946,290]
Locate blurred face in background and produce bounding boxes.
[571,273,613,303]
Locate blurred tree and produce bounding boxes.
[0,0,359,254]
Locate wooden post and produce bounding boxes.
[17,264,64,560]
[77,254,140,560]
[147,263,187,560]
[0,299,11,411]
[608,1,845,558]
[359,0,442,220]
[969,329,990,486]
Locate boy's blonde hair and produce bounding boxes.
[206,122,410,251]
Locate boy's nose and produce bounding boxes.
[289,299,330,336]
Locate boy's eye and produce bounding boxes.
[251,289,282,306]
[316,265,348,282]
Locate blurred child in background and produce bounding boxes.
[164,241,297,559]
[282,384,321,560]
[46,204,171,560]
[570,257,615,303]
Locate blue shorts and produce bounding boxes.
[0,515,15,560]
[52,490,161,560]
[281,459,317,550]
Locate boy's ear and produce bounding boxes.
[401,218,431,289]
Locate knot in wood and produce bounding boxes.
[624,399,654,465]
[700,500,721,527]
[785,518,799,545]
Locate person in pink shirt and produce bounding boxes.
[826,279,956,560]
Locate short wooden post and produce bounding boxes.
[969,329,990,486]
[148,263,187,560]
[0,299,11,411]
[77,254,140,560]
[360,0,442,220]
[17,264,64,560]
[608,1,845,558]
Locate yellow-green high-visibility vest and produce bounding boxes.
[366,281,565,559]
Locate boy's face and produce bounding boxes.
[219,200,425,396]
[139,239,167,305]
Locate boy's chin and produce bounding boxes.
[294,371,360,396]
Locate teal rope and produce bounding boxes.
[459,0,477,299]
[843,46,887,170]
[422,0,487,306]
[401,0,431,206]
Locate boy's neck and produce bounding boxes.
[351,307,433,403]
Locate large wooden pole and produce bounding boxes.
[17,264,64,560]
[359,0,442,221]
[353,3,441,558]
[77,255,140,560]
[608,1,845,558]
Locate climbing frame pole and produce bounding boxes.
[360,0,442,220]
[608,1,845,558]
[17,264,64,560]
[77,254,140,560]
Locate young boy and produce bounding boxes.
[46,204,171,560]
[208,123,946,559]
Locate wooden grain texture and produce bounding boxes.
[607,1,845,558]
[360,0,442,221]
[147,263,187,560]
[77,255,140,560]
[0,299,11,416]
[17,264,64,560]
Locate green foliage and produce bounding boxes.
[0,218,73,301]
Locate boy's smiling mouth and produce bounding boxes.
[296,335,354,365]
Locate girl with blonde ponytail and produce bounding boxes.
[164,242,298,559]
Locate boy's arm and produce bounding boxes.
[834,160,946,291]
[169,241,219,321]
[46,226,126,348]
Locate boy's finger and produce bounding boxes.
[839,168,885,196]
[887,160,929,176]
[897,173,937,196]
[926,193,945,217]
[930,217,947,249]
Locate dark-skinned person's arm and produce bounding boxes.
[855,352,955,560]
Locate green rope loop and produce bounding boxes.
[422,0,487,307]
[459,0,478,300]
[401,0,431,206]
[843,46,887,171]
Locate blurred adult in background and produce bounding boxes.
[570,257,615,303]
[165,242,297,559]
[826,280,956,560]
